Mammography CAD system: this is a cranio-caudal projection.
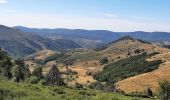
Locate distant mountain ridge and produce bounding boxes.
[15,26,170,49]
[0,25,81,58]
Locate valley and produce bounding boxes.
[0,24,170,100]
[24,32,170,95]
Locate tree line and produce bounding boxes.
[0,48,64,86]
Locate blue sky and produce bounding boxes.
[0,0,170,31]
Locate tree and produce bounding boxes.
[158,80,170,100]
[12,65,22,82]
[14,59,31,81]
[46,65,64,86]
[99,57,108,65]
[24,65,31,79]
[0,49,13,79]
[32,66,43,80]
[63,61,73,85]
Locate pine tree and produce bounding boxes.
[15,59,31,81]
[0,48,13,79]
[46,65,64,86]
[32,66,43,80]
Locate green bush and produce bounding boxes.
[27,76,39,84]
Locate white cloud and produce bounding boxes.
[0,0,8,4]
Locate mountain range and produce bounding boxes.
[15,26,170,48]
[0,25,81,58]
[1,24,170,58]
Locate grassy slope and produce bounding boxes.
[0,79,152,100]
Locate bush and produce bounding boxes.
[134,49,141,54]
[89,82,104,90]
[75,83,84,88]
[27,76,39,84]
[145,88,153,97]
[53,88,65,94]
[89,82,116,92]
[158,80,170,100]
[99,57,108,65]
[38,79,46,85]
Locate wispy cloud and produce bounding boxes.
[0,9,17,13]
[104,13,119,18]
[1,12,170,32]
[132,16,153,20]
[0,0,8,4]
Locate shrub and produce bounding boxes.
[89,82,116,92]
[75,83,84,88]
[158,80,170,100]
[53,88,65,94]
[134,49,141,54]
[89,82,104,90]
[99,57,108,65]
[145,88,153,97]
[38,79,46,85]
[27,76,39,84]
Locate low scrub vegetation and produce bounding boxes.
[0,79,153,100]
[94,53,162,82]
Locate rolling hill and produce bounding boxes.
[0,25,81,58]
[0,42,152,100]
[26,36,170,90]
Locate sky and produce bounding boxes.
[0,0,170,32]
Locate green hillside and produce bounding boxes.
[95,53,162,83]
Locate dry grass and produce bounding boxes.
[33,49,57,60]
[66,66,97,84]
[117,52,170,94]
